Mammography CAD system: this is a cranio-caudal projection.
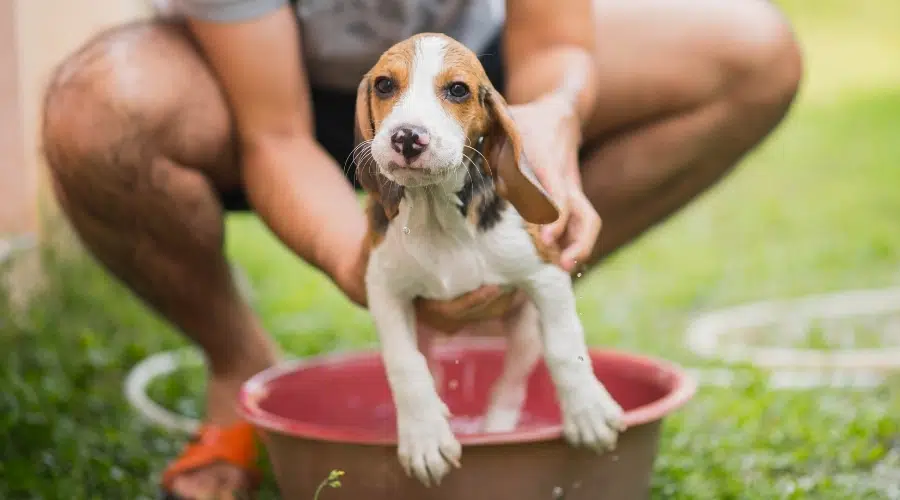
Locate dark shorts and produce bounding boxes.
[219,33,506,212]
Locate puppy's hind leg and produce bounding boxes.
[482,302,543,433]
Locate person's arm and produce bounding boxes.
[184,3,369,305]
[502,0,599,128]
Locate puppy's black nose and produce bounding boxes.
[390,126,430,161]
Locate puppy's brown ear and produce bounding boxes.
[481,86,559,225]
[353,76,404,219]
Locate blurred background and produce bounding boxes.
[1,0,899,498]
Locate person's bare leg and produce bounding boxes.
[42,20,278,498]
[577,0,803,266]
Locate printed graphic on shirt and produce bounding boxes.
[297,0,466,59]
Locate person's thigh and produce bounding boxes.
[583,0,797,140]
[44,18,243,207]
[565,0,800,266]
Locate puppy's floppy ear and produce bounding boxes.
[353,76,404,220]
[481,86,560,225]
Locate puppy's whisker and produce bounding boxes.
[346,140,374,181]
[365,159,380,180]
[356,154,379,187]
[348,140,371,165]
[461,154,489,196]
[359,151,376,171]
[359,150,376,169]
[463,144,491,178]
[355,158,375,184]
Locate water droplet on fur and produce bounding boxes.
[402,226,410,234]
[552,486,565,499]
[448,379,459,390]
[576,272,583,278]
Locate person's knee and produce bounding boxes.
[42,21,201,184]
[722,1,803,108]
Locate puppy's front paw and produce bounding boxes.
[559,377,626,453]
[396,400,462,487]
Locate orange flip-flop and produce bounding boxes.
[160,422,262,499]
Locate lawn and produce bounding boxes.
[2,0,900,498]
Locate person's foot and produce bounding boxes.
[163,375,260,499]
[167,462,253,500]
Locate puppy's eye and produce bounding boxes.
[374,77,395,97]
[446,82,471,101]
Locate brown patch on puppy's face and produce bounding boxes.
[353,33,559,227]
[359,34,493,187]
[362,42,415,142]
[434,40,493,164]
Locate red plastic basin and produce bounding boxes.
[239,339,696,499]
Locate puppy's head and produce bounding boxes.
[354,33,559,224]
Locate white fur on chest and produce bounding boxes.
[369,190,543,301]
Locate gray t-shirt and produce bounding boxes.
[171,0,504,91]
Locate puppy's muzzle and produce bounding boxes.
[390,125,430,163]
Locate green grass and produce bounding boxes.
[3,0,900,497]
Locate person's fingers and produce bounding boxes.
[446,285,506,316]
[539,176,569,243]
[417,285,504,319]
[415,299,464,334]
[537,154,577,245]
[429,293,526,338]
[456,289,524,322]
[416,310,467,335]
[541,209,568,244]
[559,192,602,271]
[415,288,525,334]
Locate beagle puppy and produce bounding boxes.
[354,33,625,487]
